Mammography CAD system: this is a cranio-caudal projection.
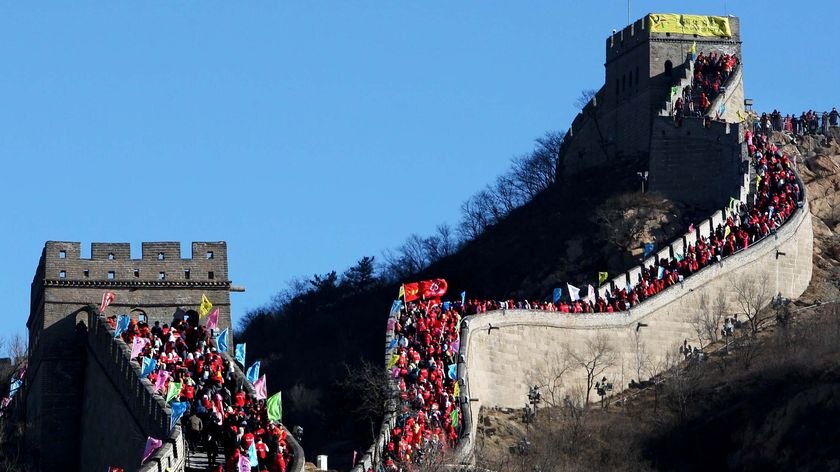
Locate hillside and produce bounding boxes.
[238,152,694,469]
[470,129,840,472]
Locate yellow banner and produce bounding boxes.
[648,14,732,38]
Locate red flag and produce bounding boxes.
[403,283,421,302]
[420,279,448,299]
[99,291,116,314]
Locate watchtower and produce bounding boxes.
[24,241,234,470]
[561,13,743,179]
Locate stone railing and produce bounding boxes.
[350,310,400,472]
[86,308,187,472]
[453,165,810,464]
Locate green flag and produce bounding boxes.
[450,408,459,427]
[267,392,282,423]
[166,382,182,403]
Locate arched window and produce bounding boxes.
[664,60,673,77]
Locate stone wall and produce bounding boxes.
[455,185,812,461]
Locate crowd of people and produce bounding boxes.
[379,299,463,471]
[759,108,838,136]
[109,311,293,472]
[674,51,739,118]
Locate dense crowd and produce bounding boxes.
[380,299,463,471]
[759,108,838,136]
[675,51,739,118]
[110,312,293,472]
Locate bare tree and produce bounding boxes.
[566,333,616,406]
[732,273,773,335]
[336,361,393,444]
[629,329,651,386]
[530,354,570,418]
[691,292,727,349]
[574,89,598,111]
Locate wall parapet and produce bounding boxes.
[85,307,186,472]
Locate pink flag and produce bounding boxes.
[100,291,116,314]
[238,455,251,472]
[205,308,220,331]
[254,374,267,400]
[130,337,148,359]
[154,370,171,393]
[142,437,162,463]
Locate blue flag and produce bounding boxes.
[643,243,655,258]
[114,314,130,338]
[140,357,157,378]
[552,288,563,304]
[246,361,261,385]
[442,301,451,311]
[170,401,189,430]
[389,300,402,317]
[216,328,228,353]
[9,379,22,397]
[387,339,398,352]
[248,442,258,465]
[657,266,665,280]
[460,291,466,305]
[235,343,246,365]
[448,363,457,380]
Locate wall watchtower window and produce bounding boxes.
[107,271,115,280]
[59,270,66,279]
[184,269,191,280]
[108,253,114,260]
[83,270,89,278]
[58,250,66,259]
[134,269,140,278]
[158,252,165,260]
[159,272,166,280]
[208,271,215,280]
[664,60,673,77]
[206,251,214,260]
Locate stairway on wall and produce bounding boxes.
[185,443,224,472]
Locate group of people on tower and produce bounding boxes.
[759,108,838,136]
[110,312,293,472]
[674,51,739,118]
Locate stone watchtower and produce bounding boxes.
[561,14,745,209]
[24,241,234,470]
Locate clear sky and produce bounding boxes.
[1,1,836,340]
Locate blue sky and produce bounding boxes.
[1,1,836,340]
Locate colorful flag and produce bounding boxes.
[140,357,157,378]
[552,288,563,304]
[199,294,213,318]
[170,401,188,430]
[402,283,421,302]
[675,251,685,262]
[246,361,261,385]
[9,380,21,397]
[238,455,251,472]
[130,337,148,359]
[205,308,220,331]
[387,354,400,369]
[254,374,267,400]
[386,339,398,352]
[447,363,457,380]
[450,339,460,353]
[598,272,609,285]
[166,382,182,403]
[567,284,581,302]
[235,343,246,365]
[657,266,666,280]
[215,328,228,353]
[99,291,116,314]
[584,285,596,304]
[729,197,740,212]
[688,223,695,233]
[389,300,402,317]
[141,437,162,464]
[450,408,459,427]
[643,243,655,258]
[460,291,466,306]
[453,381,460,398]
[267,392,282,423]
[442,301,451,311]
[154,371,170,393]
[397,285,405,299]
[420,279,448,298]
[724,225,732,238]
[114,314,130,338]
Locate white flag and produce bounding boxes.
[585,285,596,303]
[567,283,581,301]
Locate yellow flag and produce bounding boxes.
[453,381,460,398]
[398,285,405,299]
[199,294,213,318]
[598,272,608,285]
[756,175,762,191]
[724,226,731,238]
[387,354,400,369]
